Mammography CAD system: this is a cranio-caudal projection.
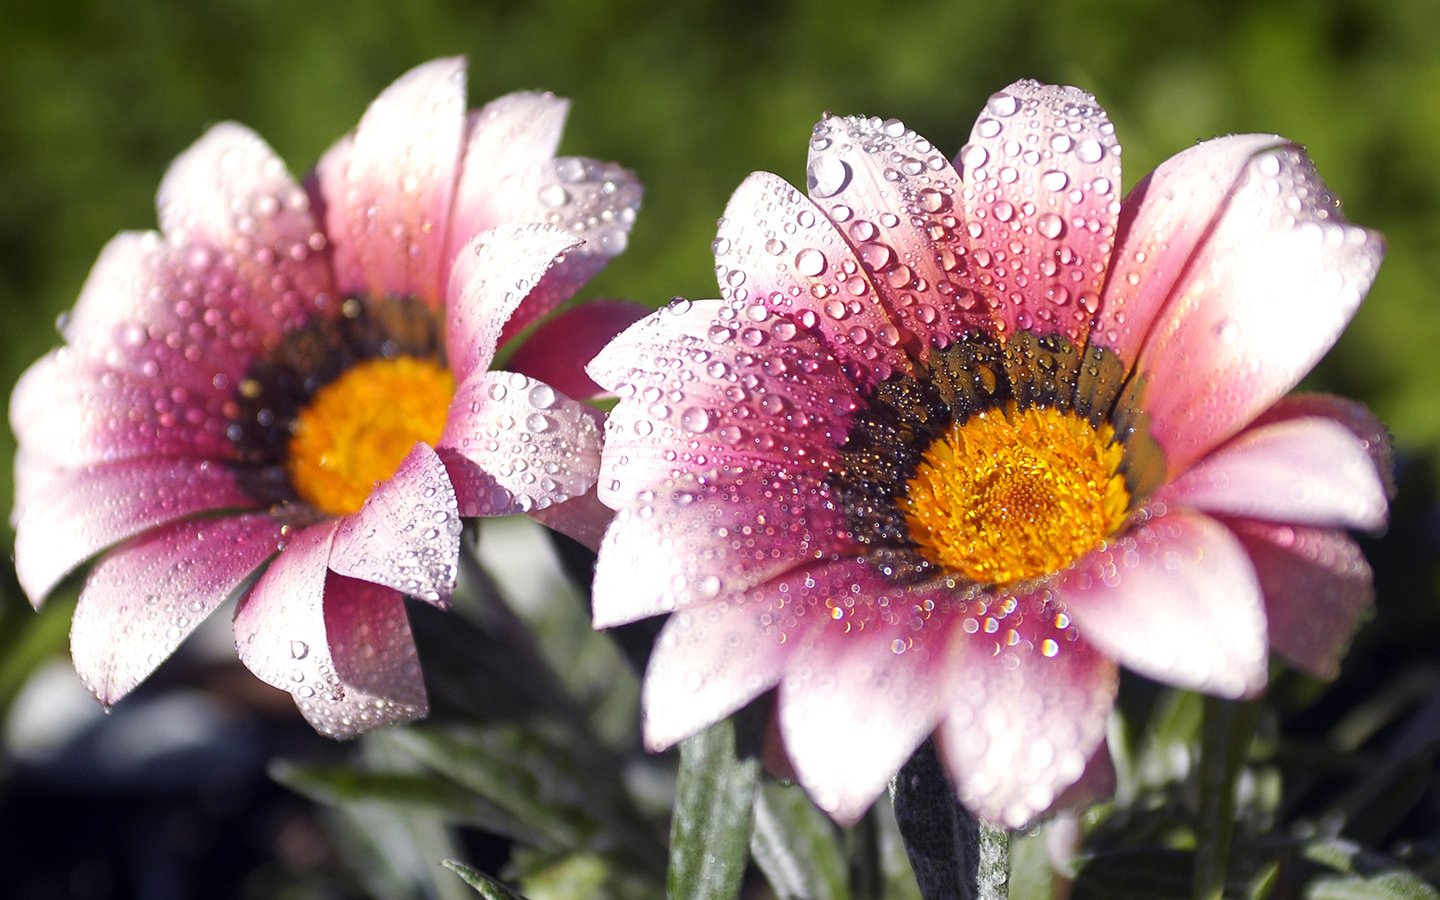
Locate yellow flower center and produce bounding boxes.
[287,356,455,517]
[901,403,1130,586]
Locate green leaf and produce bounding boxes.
[750,779,850,900]
[443,860,533,900]
[1194,697,1261,900]
[268,759,548,847]
[668,712,762,899]
[1307,871,1440,900]
[1007,828,1058,900]
[388,724,664,874]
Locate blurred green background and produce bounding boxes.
[0,0,1438,894]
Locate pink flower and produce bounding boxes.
[11,58,644,737]
[588,81,1389,827]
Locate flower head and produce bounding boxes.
[588,81,1388,826]
[11,58,643,737]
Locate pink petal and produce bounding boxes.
[233,521,427,738]
[316,57,467,307]
[956,81,1122,345]
[503,299,652,401]
[1161,415,1388,531]
[331,442,460,606]
[1057,510,1268,697]
[444,223,582,383]
[63,231,308,396]
[642,585,807,751]
[11,448,60,528]
[1230,519,1374,680]
[70,513,283,704]
[590,463,849,628]
[528,486,615,552]
[1095,135,1284,362]
[14,458,257,606]
[713,172,912,387]
[443,91,571,279]
[154,122,334,329]
[438,371,600,514]
[1252,393,1394,497]
[776,569,957,823]
[11,347,236,468]
[491,157,645,349]
[934,591,1118,828]
[802,114,984,350]
[1121,142,1384,474]
[588,299,860,506]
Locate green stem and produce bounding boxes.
[891,738,1010,900]
[1193,694,1261,900]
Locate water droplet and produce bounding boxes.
[1037,213,1065,239]
[528,383,557,409]
[987,91,1019,117]
[680,407,712,433]
[795,248,827,277]
[537,183,568,208]
[807,156,852,199]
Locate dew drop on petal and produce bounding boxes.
[807,156,852,199]
[795,248,827,277]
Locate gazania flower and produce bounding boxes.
[588,80,1388,826]
[11,58,643,737]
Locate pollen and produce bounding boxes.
[901,403,1130,587]
[287,356,455,517]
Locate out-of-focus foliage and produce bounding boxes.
[2,0,1438,897]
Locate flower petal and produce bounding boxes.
[330,442,460,606]
[804,114,985,349]
[1252,393,1394,497]
[935,592,1117,827]
[63,231,313,396]
[71,513,283,705]
[155,122,333,328]
[11,347,236,468]
[14,458,257,605]
[713,172,912,387]
[317,57,467,306]
[1121,142,1384,473]
[957,80,1123,345]
[492,156,645,348]
[444,91,571,273]
[591,464,847,628]
[503,299,652,401]
[438,371,600,514]
[776,567,956,823]
[1161,414,1389,531]
[528,487,615,552]
[1095,135,1284,362]
[233,521,427,738]
[588,299,860,505]
[444,223,582,383]
[1230,519,1373,680]
[642,584,808,751]
[1058,510,1268,697]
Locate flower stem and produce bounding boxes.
[1193,694,1260,900]
[891,738,1010,900]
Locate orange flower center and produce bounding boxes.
[901,403,1130,586]
[287,356,455,517]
